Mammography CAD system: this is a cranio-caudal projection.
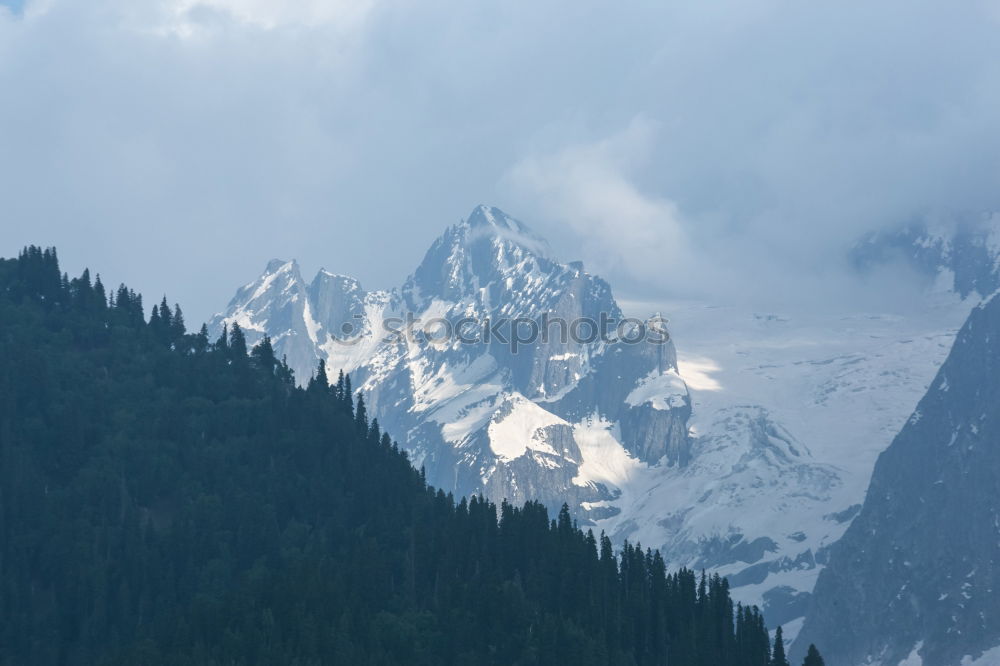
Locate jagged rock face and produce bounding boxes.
[307,271,367,338]
[211,205,691,523]
[617,403,688,466]
[215,259,316,376]
[794,295,1000,666]
[851,212,1000,299]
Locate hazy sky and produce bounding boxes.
[2,0,1000,323]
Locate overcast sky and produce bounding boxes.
[2,0,1000,323]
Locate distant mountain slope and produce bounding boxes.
[852,212,1000,299]
[794,294,1000,666]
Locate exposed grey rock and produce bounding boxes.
[763,586,812,629]
[620,402,691,466]
[693,534,779,569]
[823,504,861,524]
[728,549,816,588]
[794,294,1000,665]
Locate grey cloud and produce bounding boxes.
[1,0,998,321]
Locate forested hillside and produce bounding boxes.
[0,247,817,665]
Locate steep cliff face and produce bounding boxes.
[211,205,691,522]
[794,294,1000,666]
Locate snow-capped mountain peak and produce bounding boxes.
[406,205,555,306]
[213,205,690,518]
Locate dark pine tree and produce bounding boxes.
[159,295,172,328]
[229,321,248,358]
[802,644,825,666]
[308,358,329,393]
[342,372,353,415]
[215,322,229,351]
[367,418,381,445]
[149,302,162,335]
[354,391,368,432]
[194,323,210,353]
[170,304,186,340]
[334,368,345,402]
[93,274,107,307]
[149,295,174,344]
[251,336,277,374]
[771,625,790,666]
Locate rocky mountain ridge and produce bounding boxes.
[212,206,691,517]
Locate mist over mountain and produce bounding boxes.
[852,212,1000,300]
[6,1,1000,325]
